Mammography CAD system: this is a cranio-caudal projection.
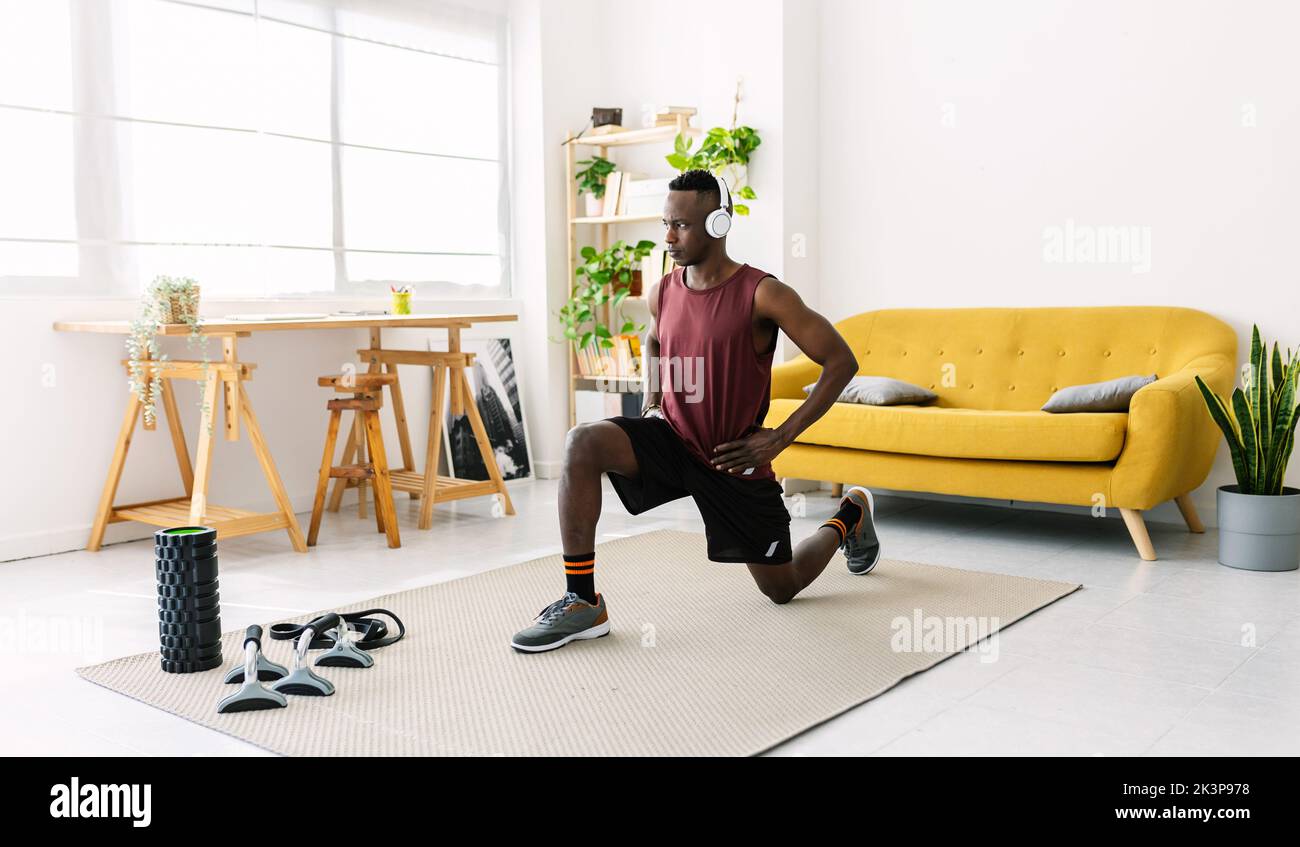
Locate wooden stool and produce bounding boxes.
[341,345,518,530]
[307,373,400,549]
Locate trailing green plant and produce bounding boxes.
[554,239,654,355]
[575,155,616,198]
[126,275,211,430]
[1194,324,1300,495]
[666,125,760,214]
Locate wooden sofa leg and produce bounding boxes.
[1120,508,1158,561]
[831,483,843,498]
[1174,493,1205,533]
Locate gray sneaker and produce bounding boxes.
[841,486,882,575]
[511,591,610,653]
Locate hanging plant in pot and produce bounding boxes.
[126,275,211,430]
[665,125,760,214]
[1194,325,1300,571]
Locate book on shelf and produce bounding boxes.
[601,171,624,217]
[622,176,671,217]
[642,247,675,284]
[574,388,642,424]
[619,333,640,377]
[574,333,643,379]
[654,106,697,127]
[616,173,630,215]
[574,337,595,377]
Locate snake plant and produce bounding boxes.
[1194,325,1299,495]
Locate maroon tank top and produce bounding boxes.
[655,262,777,481]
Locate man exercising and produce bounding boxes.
[512,168,880,653]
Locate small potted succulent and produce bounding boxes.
[1194,324,1300,571]
[126,275,209,427]
[575,155,616,217]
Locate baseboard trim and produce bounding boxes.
[1,476,537,564]
[780,479,1218,529]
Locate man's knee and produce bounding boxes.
[765,588,796,605]
[564,422,607,471]
[752,567,798,604]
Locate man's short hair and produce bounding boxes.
[668,168,726,209]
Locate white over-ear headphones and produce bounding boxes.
[704,173,732,239]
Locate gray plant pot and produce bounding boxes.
[1217,485,1300,571]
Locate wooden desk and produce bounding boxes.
[54,313,519,551]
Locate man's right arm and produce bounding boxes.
[642,281,662,417]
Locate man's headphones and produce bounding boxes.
[704,173,733,239]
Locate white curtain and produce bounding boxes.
[0,0,511,299]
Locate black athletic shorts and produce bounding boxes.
[604,414,794,565]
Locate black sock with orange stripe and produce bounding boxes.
[821,500,863,545]
[564,552,597,604]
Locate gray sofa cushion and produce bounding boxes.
[804,375,938,406]
[1041,374,1158,413]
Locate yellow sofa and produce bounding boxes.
[765,306,1237,560]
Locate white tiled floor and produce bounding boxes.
[2,478,1296,756]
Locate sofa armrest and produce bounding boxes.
[770,354,826,400]
[1110,353,1235,509]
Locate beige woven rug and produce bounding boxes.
[78,529,1079,756]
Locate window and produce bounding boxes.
[0,0,510,298]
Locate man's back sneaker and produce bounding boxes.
[841,485,882,574]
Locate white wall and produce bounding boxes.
[520,0,605,478]
[817,0,1300,525]
[780,0,821,360]
[505,0,566,483]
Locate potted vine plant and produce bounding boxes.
[554,240,654,374]
[575,155,616,217]
[126,275,210,428]
[1194,324,1300,571]
[666,125,760,214]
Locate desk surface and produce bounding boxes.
[53,312,518,335]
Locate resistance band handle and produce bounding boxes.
[307,613,342,634]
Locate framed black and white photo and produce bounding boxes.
[428,336,532,482]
